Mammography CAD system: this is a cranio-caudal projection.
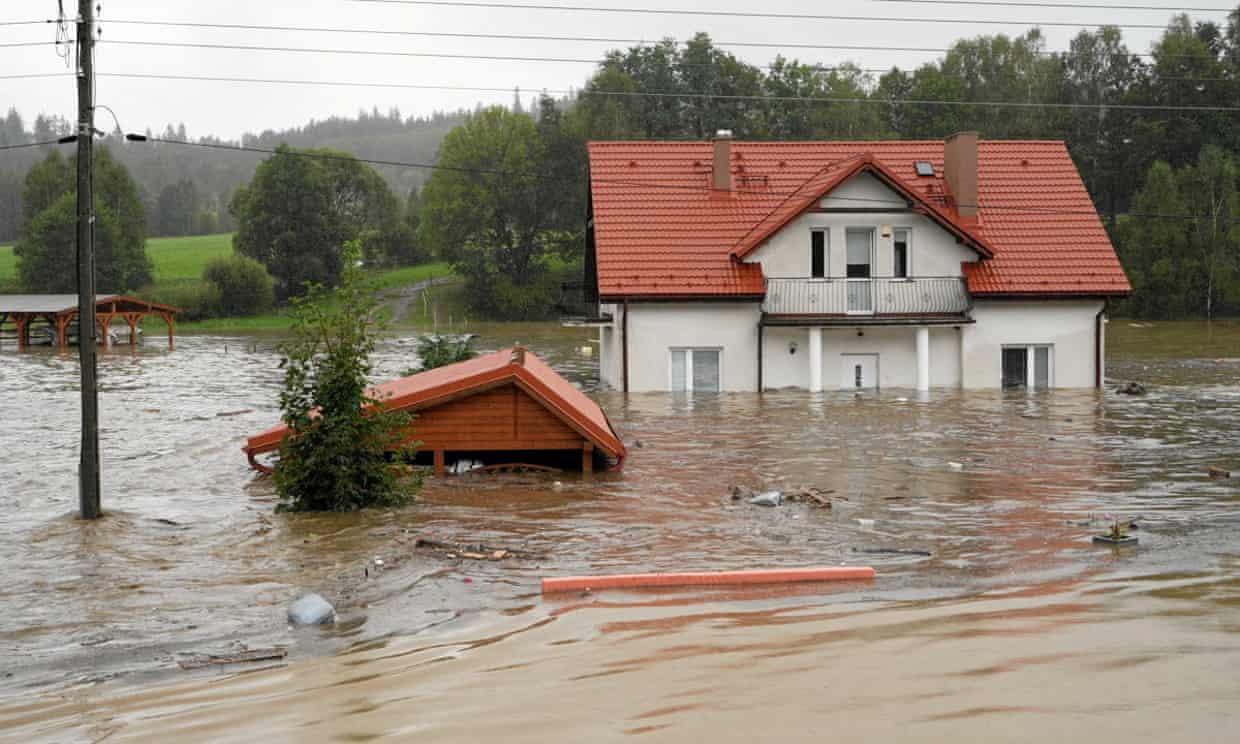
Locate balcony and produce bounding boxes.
[762,277,970,321]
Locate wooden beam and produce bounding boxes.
[433,449,445,478]
[582,442,594,477]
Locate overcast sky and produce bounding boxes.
[1,1,1226,140]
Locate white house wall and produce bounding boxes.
[597,303,622,389]
[621,302,762,392]
[746,173,980,279]
[597,301,1100,391]
[762,325,962,390]
[963,300,1104,388]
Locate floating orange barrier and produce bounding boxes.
[541,566,875,594]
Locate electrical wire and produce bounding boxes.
[0,72,70,80]
[83,37,1240,84]
[92,17,1215,62]
[346,0,1200,29]
[0,138,74,151]
[873,0,1232,11]
[96,71,1240,112]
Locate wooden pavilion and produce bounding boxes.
[0,294,181,350]
[243,346,627,477]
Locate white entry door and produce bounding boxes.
[840,353,879,389]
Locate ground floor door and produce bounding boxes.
[840,353,879,389]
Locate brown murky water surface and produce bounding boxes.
[1,319,1238,742]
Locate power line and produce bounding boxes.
[0,41,56,48]
[97,71,1240,112]
[82,17,1227,61]
[346,0,1200,29]
[0,72,70,80]
[873,0,1231,11]
[0,19,49,26]
[0,138,74,152]
[86,38,1240,83]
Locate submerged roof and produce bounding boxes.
[0,294,118,313]
[0,294,181,314]
[587,140,1131,298]
[243,347,626,461]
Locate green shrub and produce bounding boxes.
[202,254,275,317]
[274,241,421,512]
[141,280,221,321]
[406,334,476,375]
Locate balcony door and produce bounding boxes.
[845,228,874,313]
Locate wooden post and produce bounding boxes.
[582,442,594,478]
[14,315,28,350]
[124,312,141,345]
[55,314,71,349]
[0,312,6,349]
[98,313,115,349]
[162,312,175,350]
[433,449,445,478]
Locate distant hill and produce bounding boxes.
[0,107,468,243]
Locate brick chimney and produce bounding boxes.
[712,129,733,191]
[943,131,979,219]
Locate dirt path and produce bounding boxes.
[382,277,457,324]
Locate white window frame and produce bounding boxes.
[669,347,724,392]
[844,227,875,315]
[809,228,829,281]
[1002,344,1054,389]
[892,226,912,280]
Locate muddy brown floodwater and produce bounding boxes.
[1,320,1238,742]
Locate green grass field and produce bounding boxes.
[3,233,461,332]
[0,233,234,286]
[0,244,14,285]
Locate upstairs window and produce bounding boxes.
[845,228,873,279]
[810,230,827,278]
[893,228,910,279]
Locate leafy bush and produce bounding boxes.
[202,254,275,317]
[141,280,221,321]
[406,334,477,375]
[274,241,421,512]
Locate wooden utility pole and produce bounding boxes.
[76,0,101,519]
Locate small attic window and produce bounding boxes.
[914,161,935,177]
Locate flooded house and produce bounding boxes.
[575,132,1131,392]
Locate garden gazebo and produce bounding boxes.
[0,294,181,350]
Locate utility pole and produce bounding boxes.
[76,0,101,520]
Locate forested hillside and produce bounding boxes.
[0,108,467,243]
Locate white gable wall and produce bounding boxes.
[745,173,979,279]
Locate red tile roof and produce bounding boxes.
[588,140,1131,298]
[243,347,625,466]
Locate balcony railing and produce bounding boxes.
[763,277,970,317]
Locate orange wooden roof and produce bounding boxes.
[243,347,625,462]
[588,140,1131,299]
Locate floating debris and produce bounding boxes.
[1208,466,1231,480]
[1116,382,1147,396]
[414,537,545,561]
[287,594,335,626]
[178,647,288,670]
[749,491,783,507]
